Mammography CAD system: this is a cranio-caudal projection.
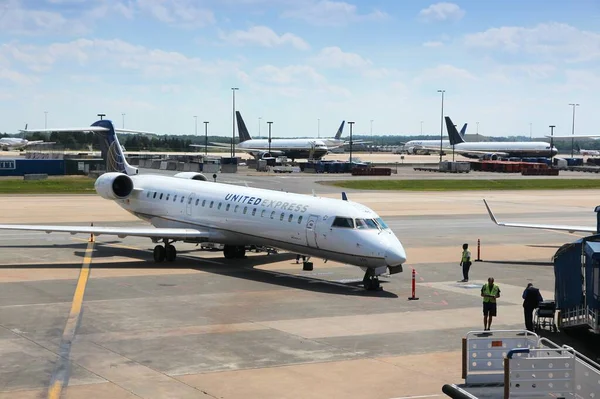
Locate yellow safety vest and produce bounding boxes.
[462,249,471,262]
[482,284,500,303]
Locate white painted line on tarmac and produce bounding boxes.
[389,395,442,399]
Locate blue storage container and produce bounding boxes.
[584,242,600,311]
[0,159,65,176]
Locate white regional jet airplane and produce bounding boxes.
[401,123,467,155]
[0,119,406,290]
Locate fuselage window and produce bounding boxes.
[146,192,150,198]
[261,210,266,217]
[181,197,185,203]
[153,192,157,199]
[270,211,275,219]
[159,193,163,200]
[218,202,222,210]
[195,199,199,206]
[235,205,239,213]
[226,204,230,211]
[375,217,390,229]
[355,218,377,229]
[202,200,206,207]
[173,195,177,202]
[166,194,170,201]
[188,197,193,205]
[252,208,256,216]
[280,212,285,221]
[332,217,354,228]
[210,201,214,208]
[298,215,303,224]
[243,206,247,214]
[288,214,293,222]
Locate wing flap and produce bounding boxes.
[483,199,595,233]
[0,224,210,239]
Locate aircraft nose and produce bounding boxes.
[385,241,406,267]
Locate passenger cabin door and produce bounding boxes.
[305,214,319,248]
[186,193,196,217]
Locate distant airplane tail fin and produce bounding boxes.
[334,121,345,140]
[445,116,465,145]
[91,120,138,175]
[459,123,467,137]
[236,111,252,142]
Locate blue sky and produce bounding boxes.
[1,0,599,138]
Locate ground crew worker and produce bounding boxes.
[522,283,543,332]
[481,277,500,331]
[459,243,471,282]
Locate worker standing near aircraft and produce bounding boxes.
[459,243,471,282]
[481,277,500,331]
[522,283,543,332]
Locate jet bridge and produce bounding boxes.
[443,330,600,398]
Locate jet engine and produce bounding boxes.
[94,172,134,200]
[173,172,209,181]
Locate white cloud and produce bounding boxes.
[281,0,387,26]
[310,46,372,69]
[1,39,241,80]
[136,0,215,28]
[464,22,600,63]
[253,64,325,85]
[219,26,310,50]
[0,0,88,35]
[419,2,465,22]
[413,64,476,84]
[564,70,600,91]
[0,68,37,85]
[423,41,444,47]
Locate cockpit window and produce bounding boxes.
[356,218,379,229]
[375,217,390,229]
[332,217,354,228]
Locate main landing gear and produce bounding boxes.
[153,241,177,262]
[363,268,381,291]
[223,245,246,259]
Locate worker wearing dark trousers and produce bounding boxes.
[522,283,543,332]
[460,243,471,282]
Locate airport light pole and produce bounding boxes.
[348,121,354,164]
[231,87,239,158]
[44,111,47,129]
[122,113,125,128]
[204,121,209,156]
[549,125,556,165]
[370,119,373,153]
[194,115,197,137]
[97,113,105,120]
[569,103,579,158]
[476,122,479,141]
[420,121,423,135]
[267,121,273,156]
[437,90,445,163]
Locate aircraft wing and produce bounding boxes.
[420,146,509,157]
[191,144,284,156]
[20,127,109,133]
[26,141,56,146]
[483,199,595,233]
[0,224,211,239]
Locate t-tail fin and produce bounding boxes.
[91,120,138,175]
[445,116,465,145]
[235,111,252,142]
[334,121,345,140]
[459,123,467,137]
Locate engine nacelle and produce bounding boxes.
[173,172,209,181]
[94,172,134,200]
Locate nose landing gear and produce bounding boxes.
[363,268,381,291]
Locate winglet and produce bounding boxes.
[342,192,348,201]
[483,199,499,225]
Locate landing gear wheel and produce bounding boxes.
[235,246,246,259]
[223,245,236,259]
[165,244,176,262]
[153,245,166,262]
[362,269,381,291]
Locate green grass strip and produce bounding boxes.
[0,177,96,194]
[327,179,600,191]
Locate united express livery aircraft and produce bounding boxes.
[0,119,406,291]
